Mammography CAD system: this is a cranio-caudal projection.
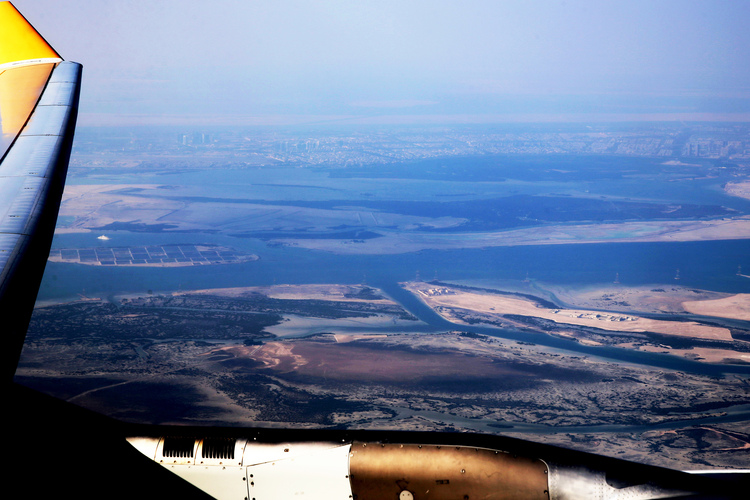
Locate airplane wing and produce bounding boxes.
[1,3,746,498]
[0,1,81,380]
[1,3,212,497]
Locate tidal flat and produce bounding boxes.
[17,283,750,470]
[405,280,750,365]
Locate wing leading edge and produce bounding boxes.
[1,6,211,497]
[0,1,81,380]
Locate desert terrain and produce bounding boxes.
[403,281,750,364]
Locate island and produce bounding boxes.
[403,281,750,365]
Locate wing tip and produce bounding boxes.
[0,2,61,66]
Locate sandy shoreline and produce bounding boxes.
[272,216,750,254]
[177,284,420,337]
[725,181,750,201]
[33,280,750,364]
[445,279,746,321]
[402,280,750,364]
[35,283,399,311]
[683,294,750,321]
[404,282,732,341]
[176,283,398,304]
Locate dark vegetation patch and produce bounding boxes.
[218,374,369,425]
[232,229,383,240]
[731,330,750,342]
[127,293,416,321]
[649,401,750,415]
[88,381,219,423]
[343,286,384,300]
[27,291,415,345]
[219,357,265,371]
[28,299,280,341]
[507,362,602,384]
[636,332,750,352]
[328,154,651,182]
[412,375,539,393]
[94,221,181,232]
[14,375,123,401]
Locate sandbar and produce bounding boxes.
[57,183,750,253]
[264,314,417,338]
[725,181,750,201]
[683,294,750,321]
[275,217,750,254]
[177,284,397,304]
[56,183,464,235]
[535,282,729,315]
[403,282,732,341]
[176,284,421,337]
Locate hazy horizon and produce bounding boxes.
[14,0,750,126]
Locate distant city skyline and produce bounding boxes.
[13,0,750,125]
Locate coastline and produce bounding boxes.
[401,280,750,365]
[270,217,750,255]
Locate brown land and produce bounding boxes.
[522,281,750,324]
[56,184,187,234]
[180,284,396,304]
[725,181,750,201]
[226,337,528,383]
[402,281,750,364]
[195,332,750,469]
[538,283,729,315]
[404,282,732,341]
[683,294,750,321]
[19,289,750,470]
[175,284,421,338]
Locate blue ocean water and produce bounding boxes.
[39,233,750,300]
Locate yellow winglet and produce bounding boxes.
[0,1,60,66]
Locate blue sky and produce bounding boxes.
[14,0,750,125]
